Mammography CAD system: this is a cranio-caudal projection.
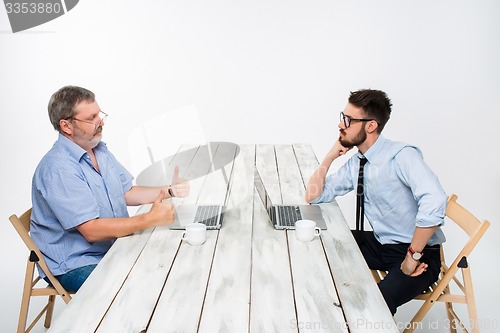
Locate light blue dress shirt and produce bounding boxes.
[31,134,134,277]
[311,136,447,245]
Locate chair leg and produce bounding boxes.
[18,260,35,333]
[439,282,457,333]
[44,295,56,328]
[404,299,434,333]
[445,302,457,333]
[462,267,479,333]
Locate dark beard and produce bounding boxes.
[339,123,367,148]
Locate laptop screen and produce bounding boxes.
[254,169,272,211]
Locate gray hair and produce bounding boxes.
[48,85,95,131]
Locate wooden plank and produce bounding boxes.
[197,144,255,332]
[274,144,306,205]
[292,143,320,187]
[48,228,153,332]
[95,226,183,332]
[281,144,348,333]
[320,201,399,333]
[250,145,296,332]
[255,144,282,204]
[288,235,348,333]
[146,144,231,332]
[294,144,397,332]
[146,231,219,332]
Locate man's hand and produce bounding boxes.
[400,253,428,277]
[402,227,438,276]
[149,190,175,226]
[326,140,352,160]
[170,165,190,198]
[304,139,352,203]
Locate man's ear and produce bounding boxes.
[59,119,73,136]
[366,120,379,134]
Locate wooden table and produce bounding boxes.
[49,144,398,333]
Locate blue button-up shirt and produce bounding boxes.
[311,136,447,245]
[31,134,134,276]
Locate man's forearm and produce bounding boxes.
[125,186,170,206]
[400,226,438,276]
[409,226,438,253]
[305,141,351,203]
[76,214,156,243]
[305,154,336,203]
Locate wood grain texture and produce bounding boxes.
[49,144,397,333]
[197,145,254,332]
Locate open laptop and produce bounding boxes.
[169,204,224,230]
[254,169,327,230]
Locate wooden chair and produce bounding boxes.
[10,208,73,333]
[371,194,490,333]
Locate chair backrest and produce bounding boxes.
[10,209,72,303]
[11,209,38,258]
[444,194,490,267]
[404,194,490,333]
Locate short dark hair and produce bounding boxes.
[48,86,95,132]
[348,89,392,133]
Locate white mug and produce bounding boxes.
[182,223,206,245]
[295,219,321,242]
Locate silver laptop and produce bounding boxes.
[254,169,327,230]
[169,204,224,230]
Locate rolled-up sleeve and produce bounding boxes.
[394,147,447,228]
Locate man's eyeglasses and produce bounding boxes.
[70,111,108,131]
[340,111,375,128]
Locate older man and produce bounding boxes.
[31,85,189,292]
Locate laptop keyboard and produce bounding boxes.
[277,206,302,226]
[194,205,221,227]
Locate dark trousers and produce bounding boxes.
[357,231,441,315]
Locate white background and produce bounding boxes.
[1,1,499,332]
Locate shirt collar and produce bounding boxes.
[56,133,106,162]
[356,135,386,163]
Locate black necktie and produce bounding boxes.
[355,157,368,232]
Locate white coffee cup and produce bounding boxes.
[182,223,206,245]
[295,219,321,242]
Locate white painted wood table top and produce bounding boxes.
[49,144,397,333]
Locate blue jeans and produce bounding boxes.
[53,264,97,293]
